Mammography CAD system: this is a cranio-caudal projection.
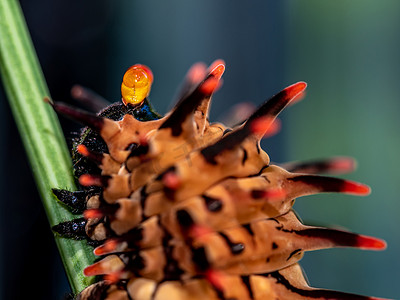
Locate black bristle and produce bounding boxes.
[52,218,87,239]
[52,188,92,213]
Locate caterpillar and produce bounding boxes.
[49,60,388,300]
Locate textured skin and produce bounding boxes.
[52,62,387,300]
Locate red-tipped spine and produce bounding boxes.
[250,117,281,138]
[342,180,371,196]
[282,156,356,175]
[94,239,119,256]
[245,81,307,139]
[208,60,225,80]
[83,261,105,277]
[79,174,109,187]
[295,227,387,251]
[356,234,387,250]
[103,272,123,284]
[204,269,225,291]
[77,144,104,165]
[287,174,371,196]
[83,209,104,220]
[48,101,104,131]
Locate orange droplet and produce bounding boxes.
[121,64,153,106]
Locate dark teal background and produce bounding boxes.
[0,1,398,299]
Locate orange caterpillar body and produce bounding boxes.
[51,61,388,300]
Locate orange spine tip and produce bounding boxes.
[83,209,104,220]
[189,225,213,239]
[356,235,387,250]
[79,174,105,187]
[200,77,221,95]
[209,61,226,80]
[103,272,122,284]
[162,172,181,190]
[208,59,226,73]
[284,81,307,102]
[264,188,287,201]
[289,90,306,106]
[94,239,119,256]
[250,116,281,138]
[342,180,371,196]
[83,262,104,277]
[205,269,225,291]
[77,144,90,157]
[77,144,104,164]
[328,157,356,173]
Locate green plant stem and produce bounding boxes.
[0,0,94,294]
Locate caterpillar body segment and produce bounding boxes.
[77,264,385,300]
[50,61,388,300]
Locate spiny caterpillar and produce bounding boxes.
[49,60,388,300]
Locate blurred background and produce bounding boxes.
[1,0,399,299]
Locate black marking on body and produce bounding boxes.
[159,75,213,136]
[125,253,145,276]
[256,142,261,154]
[287,248,302,261]
[219,232,245,255]
[139,186,148,221]
[272,242,279,250]
[157,217,185,281]
[261,175,271,183]
[176,209,195,230]
[240,276,254,300]
[202,194,223,212]
[242,224,254,236]
[223,128,232,135]
[128,144,149,158]
[192,247,210,271]
[250,189,265,199]
[269,217,280,224]
[201,126,250,165]
[241,147,248,165]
